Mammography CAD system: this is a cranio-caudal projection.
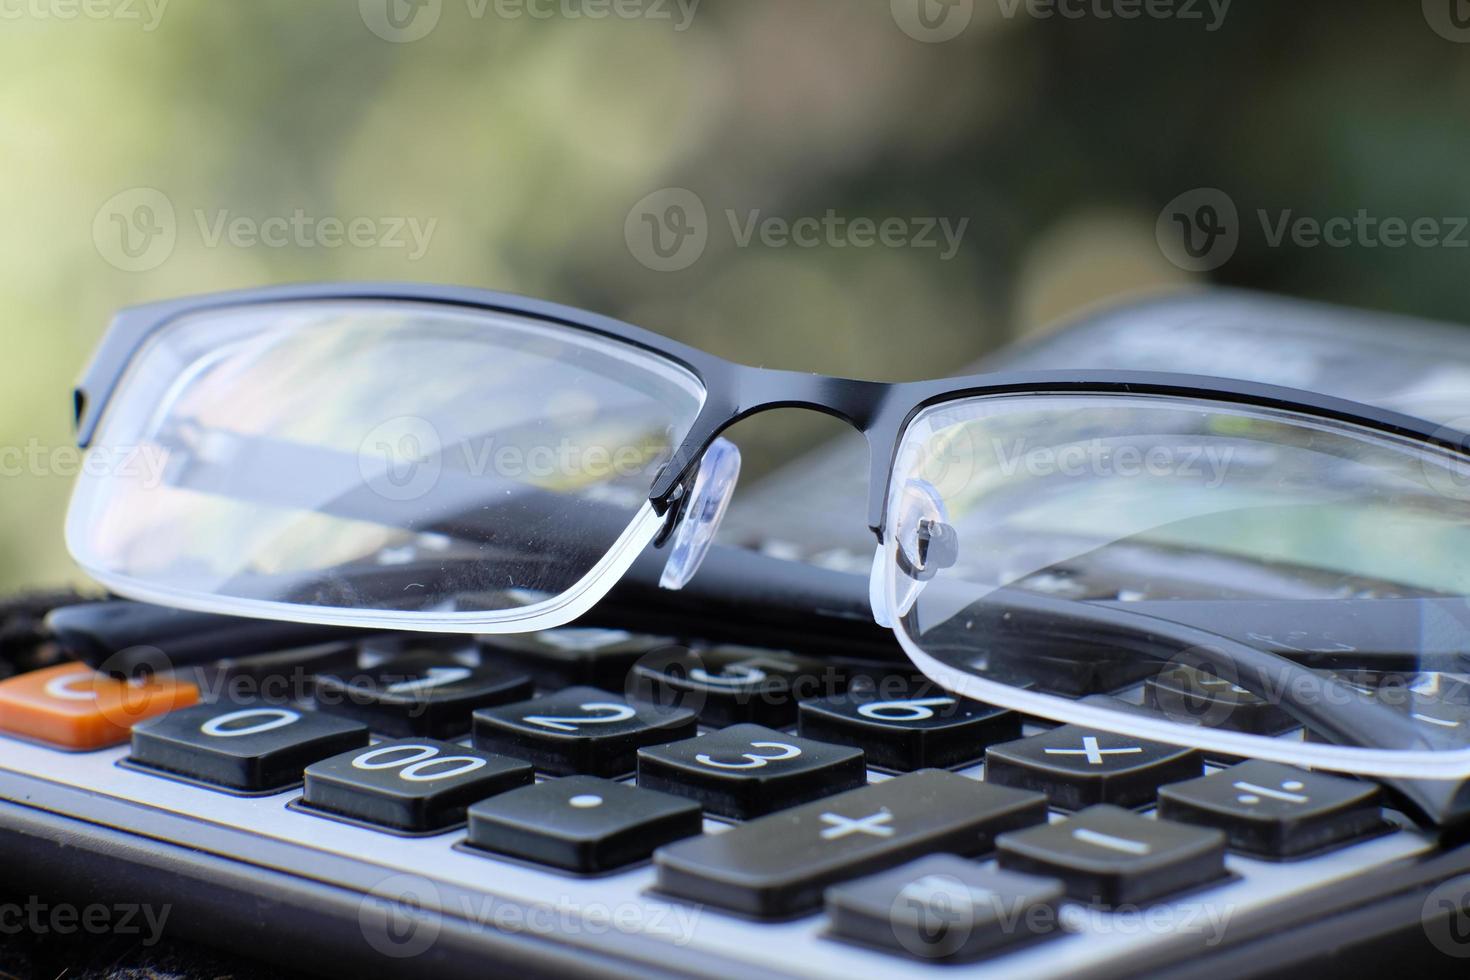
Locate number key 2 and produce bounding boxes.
[472,686,697,777]
[637,723,866,820]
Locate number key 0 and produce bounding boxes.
[129,702,368,793]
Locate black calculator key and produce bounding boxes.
[825,855,1065,961]
[473,686,696,777]
[798,679,1020,772]
[216,641,360,686]
[983,725,1202,810]
[313,659,532,739]
[1412,673,1470,706]
[1157,760,1383,858]
[1305,687,1470,749]
[998,805,1227,905]
[1145,665,1297,735]
[637,723,866,820]
[1392,693,1470,746]
[627,646,845,728]
[655,769,1047,918]
[303,738,532,833]
[961,641,1155,697]
[130,703,368,793]
[466,775,702,873]
[478,629,674,691]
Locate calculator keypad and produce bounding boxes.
[3,627,1448,977]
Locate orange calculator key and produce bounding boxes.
[0,662,198,750]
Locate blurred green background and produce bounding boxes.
[3,0,1469,591]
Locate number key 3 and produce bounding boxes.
[637,723,866,819]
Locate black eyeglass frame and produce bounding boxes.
[73,281,1470,540]
[63,282,1470,821]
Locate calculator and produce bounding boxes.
[6,290,1470,978]
[1,618,1468,979]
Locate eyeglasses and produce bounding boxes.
[65,283,1470,784]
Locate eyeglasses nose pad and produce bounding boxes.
[873,478,956,626]
[869,545,892,628]
[658,437,741,591]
